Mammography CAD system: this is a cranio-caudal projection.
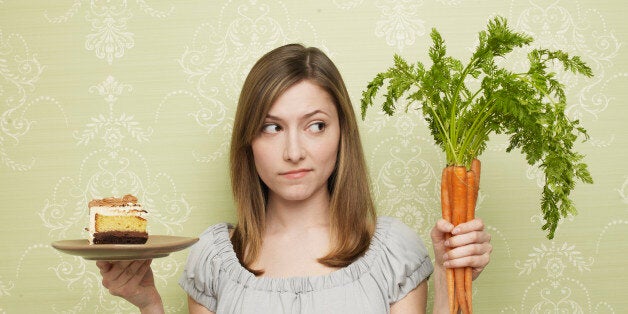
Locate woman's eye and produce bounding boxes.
[308,122,326,132]
[262,124,281,133]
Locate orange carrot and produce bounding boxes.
[441,167,455,313]
[465,268,472,314]
[446,241,456,314]
[471,158,481,189]
[451,166,468,226]
[452,166,469,314]
[464,158,481,314]
[464,170,475,313]
[441,167,453,223]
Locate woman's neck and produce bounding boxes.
[265,190,331,234]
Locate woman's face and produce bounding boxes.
[251,80,340,204]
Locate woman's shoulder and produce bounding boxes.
[373,216,431,263]
[369,216,434,303]
[179,222,235,311]
[375,216,423,243]
[185,222,234,264]
[197,222,233,239]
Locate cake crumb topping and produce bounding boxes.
[88,194,138,207]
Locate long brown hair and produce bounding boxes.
[229,43,376,273]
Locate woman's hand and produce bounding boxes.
[96,259,164,314]
[430,218,492,280]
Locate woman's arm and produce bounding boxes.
[390,280,428,314]
[430,261,452,314]
[188,295,215,314]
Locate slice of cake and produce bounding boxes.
[87,194,148,244]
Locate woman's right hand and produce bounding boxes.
[96,259,165,314]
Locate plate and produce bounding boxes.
[51,235,199,261]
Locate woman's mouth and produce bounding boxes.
[281,169,311,179]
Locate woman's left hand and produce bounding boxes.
[430,218,492,280]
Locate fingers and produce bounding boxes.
[444,251,491,281]
[100,260,151,297]
[446,229,491,248]
[101,261,135,283]
[121,260,152,292]
[444,242,492,263]
[96,260,113,273]
[441,218,492,273]
[432,218,484,241]
[450,218,485,235]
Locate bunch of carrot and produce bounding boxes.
[441,158,481,314]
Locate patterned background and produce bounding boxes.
[1,0,626,312]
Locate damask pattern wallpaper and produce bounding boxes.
[1,0,626,312]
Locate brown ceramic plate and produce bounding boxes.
[51,235,198,261]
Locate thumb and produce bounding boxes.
[431,219,454,242]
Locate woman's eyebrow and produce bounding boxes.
[265,109,329,121]
[303,109,329,119]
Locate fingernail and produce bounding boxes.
[444,240,450,246]
[443,261,450,268]
[442,253,448,260]
[452,228,460,234]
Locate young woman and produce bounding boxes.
[97,44,492,313]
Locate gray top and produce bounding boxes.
[179,216,433,314]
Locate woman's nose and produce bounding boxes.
[283,131,305,162]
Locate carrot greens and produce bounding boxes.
[361,16,593,240]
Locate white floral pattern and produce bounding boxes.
[617,176,628,205]
[74,76,152,150]
[332,0,364,10]
[365,109,442,238]
[0,277,14,297]
[374,0,426,51]
[435,0,464,5]
[45,1,174,64]
[507,242,613,313]
[85,2,135,65]
[0,29,67,171]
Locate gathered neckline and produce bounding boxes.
[209,217,393,293]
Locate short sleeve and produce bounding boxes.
[378,216,434,304]
[178,223,230,312]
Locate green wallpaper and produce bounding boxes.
[1,0,626,312]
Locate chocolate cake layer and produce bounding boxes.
[93,231,148,244]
